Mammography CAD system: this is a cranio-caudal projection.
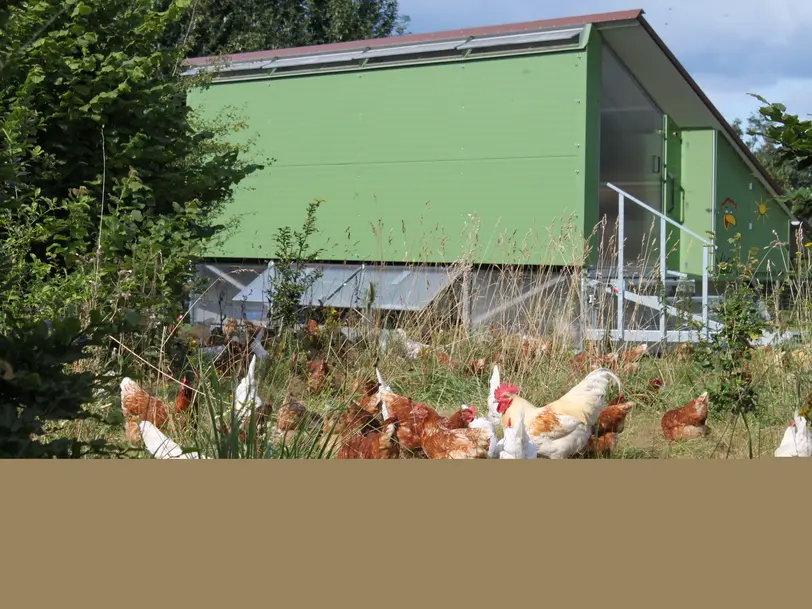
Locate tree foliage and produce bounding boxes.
[0,313,141,458]
[160,0,411,57]
[1,0,263,324]
[737,94,812,219]
[732,109,812,193]
[0,1,261,457]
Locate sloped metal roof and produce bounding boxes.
[184,10,641,67]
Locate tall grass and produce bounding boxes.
[74,214,812,459]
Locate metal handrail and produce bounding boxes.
[605,183,712,245]
[604,182,715,340]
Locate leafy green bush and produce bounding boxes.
[0,1,262,457]
[1,0,263,330]
[692,234,768,458]
[269,199,325,330]
[0,313,140,458]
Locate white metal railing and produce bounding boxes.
[605,182,715,340]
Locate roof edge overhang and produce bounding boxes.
[627,15,792,221]
[184,9,642,67]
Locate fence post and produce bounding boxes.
[702,246,710,340]
[660,216,667,341]
[617,191,625,342]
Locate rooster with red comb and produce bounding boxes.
[493,368,621,459]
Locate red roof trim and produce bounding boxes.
[184,9,643,66]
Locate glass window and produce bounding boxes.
[598,43,665,270]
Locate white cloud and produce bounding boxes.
[398,1,812,122]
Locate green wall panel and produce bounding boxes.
[714,134,790,277]
[679,129,715,278]
[191,50,590,264]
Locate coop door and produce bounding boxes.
[662,115,683,273]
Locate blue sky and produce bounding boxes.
[398,1,812,125]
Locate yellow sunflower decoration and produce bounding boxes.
[754,200,771,223]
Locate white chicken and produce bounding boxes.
[774,410,812,457]
[233,354,263,424]
[249,327,270,360]
[465,405,500,459]
[497,405,538,459]
[138,421,206,459]
[375,367,391,420]
[380,328,427,360]
[494,368,621,459]
[486,364,502,427]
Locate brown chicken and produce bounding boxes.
[276,396,323,431]
[673,343,694,362]
[573,344,647,376]
[240,401,274,442]
[466,357,487,376]
[577,401,633,458]
[321,380,385,448]
[435,350,457,371]
[520,336,551,360]
[337,416,401,459]
[412,402,492,459]
[174,322,212,345]
[648,377,664,392]
[638,377,664,405]
[581,432,619,458]
[595,401,634,435]
[661,392,710,441]
[608,344,648,375]
[379,392,428,455]
[443,406,476,430]
[322,376,391,450]
[336,425,398,459]
[307,359,330,392]
[223,317,263,344]
[790,349,812,367]
[378,388,476,456]
[351,378,386,416]
[491,334,551,371]
[120,375,195,444]
[268,396,324,447]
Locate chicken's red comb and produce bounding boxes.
[463,404,476,414]
[495,383,520,400]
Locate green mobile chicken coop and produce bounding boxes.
[184,8,799,343]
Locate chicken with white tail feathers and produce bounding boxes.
[138,421,206,459]
[497,405,538,459]
[465,405,501,458]
[486,365,502,427]
[774,410,812,457]
[376,367,391,420]
[494,368,622,459]
[233,354,263,424]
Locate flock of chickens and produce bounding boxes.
[117,328,812,458]
[114,315,812,459]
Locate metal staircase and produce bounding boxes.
[580,183,794,347]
